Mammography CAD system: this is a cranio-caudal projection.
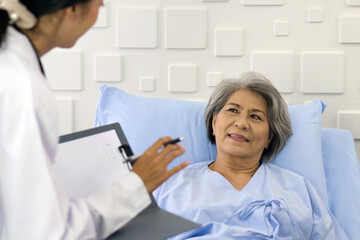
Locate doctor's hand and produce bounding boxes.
[131,137,189,193]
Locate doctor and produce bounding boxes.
[0,0,189,239]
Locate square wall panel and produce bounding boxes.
[42,49,82,91]
[301,52,344,93]
[56,98,74,135]
[346,0,360,6]
[168,64,198,92]
[215,29,244,56]
[95,54,122,82]
[165,8,207,49]
[117,7,158,48]
[93,5,107,28]
[241,0,285,6]
[250,52,295,93]
[207,72,222,87]
[140,77,155,92]
[307,7,324,23]
[273,21,290,36]
[339,15,360,43]
[337,111,360,139]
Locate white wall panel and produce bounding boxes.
[301,52,344,93]
[72,94,100,133]
[43,49,82,91]
[165,8,207,49]
[95,54,123,82]
[250,52,294,93]
[307,7,324,23]
[214,28,244,56]
[337,111,360,139]
[339,15,360,43]
[273,21,290,36]
[56,98,74,136]
[207,72,222,87]
[117,7,158,48]
[140,77,155,92]
[168,64,198,92]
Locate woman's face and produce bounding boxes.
[57,0,103,48]
[75,0,103,38]
[212,89,272,162]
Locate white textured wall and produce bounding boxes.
[42,0,360,159]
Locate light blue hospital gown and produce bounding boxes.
[153,161,348,239]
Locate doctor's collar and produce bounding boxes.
[30,39,45,76]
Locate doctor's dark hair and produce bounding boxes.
[0,0,90,46]
[204,71,293,162]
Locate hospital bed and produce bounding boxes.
[95,85,360,239]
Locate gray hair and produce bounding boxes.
[204,71,292,162]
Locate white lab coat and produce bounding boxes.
[0,27,151,240]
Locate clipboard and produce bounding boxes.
[53,123,200,240]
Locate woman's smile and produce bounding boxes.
[228,133,249,142]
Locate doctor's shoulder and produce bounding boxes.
[0,52,36,108]
[0,49,36,86]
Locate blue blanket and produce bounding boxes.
[153,161,348,239]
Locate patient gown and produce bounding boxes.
[153,161,348,239]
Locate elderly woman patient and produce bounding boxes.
[153,71,348,239]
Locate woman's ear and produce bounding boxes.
[266,132,273,149]
[64,5,82,21]
[212,113,217,135]
[63,5,76,21]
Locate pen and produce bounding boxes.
[163,136,185,147]
[126,137,185,164]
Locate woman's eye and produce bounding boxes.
[228,108,238,113]
[251,114,261,120]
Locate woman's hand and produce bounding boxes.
[131,137,190,193]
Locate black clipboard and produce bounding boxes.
[54,123,200,240]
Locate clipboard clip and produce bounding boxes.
[118,144,130,153]
[118,144,136,168]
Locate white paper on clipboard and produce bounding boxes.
[53,127,130,198]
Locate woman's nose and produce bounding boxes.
[234,116,249,129]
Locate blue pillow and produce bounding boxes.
[95,86,217,167]
[321,128,360,239]
[95,85,328,206]
[271,101,329,207]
